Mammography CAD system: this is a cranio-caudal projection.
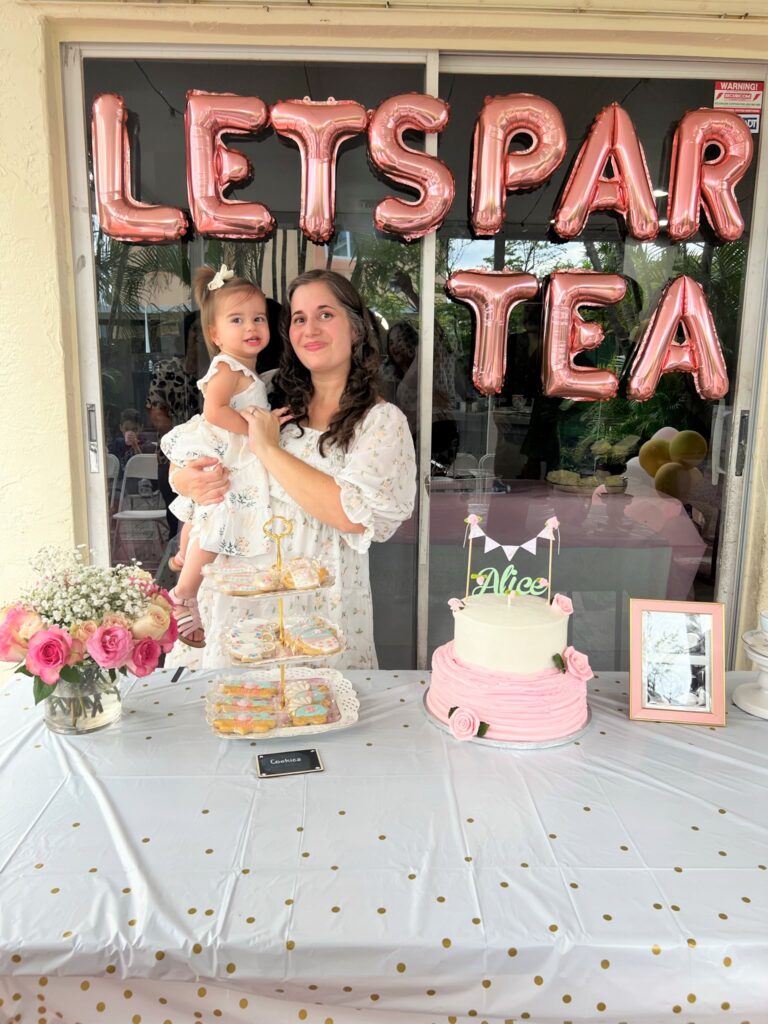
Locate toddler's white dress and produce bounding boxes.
[160,353,271,558]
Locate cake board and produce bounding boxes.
[422,691,592,749]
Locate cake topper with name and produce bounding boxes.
[460,514,560,603]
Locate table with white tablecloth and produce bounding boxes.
[0,669,766,1024]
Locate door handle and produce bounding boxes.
[734,410,749,477]
[86,402,99,473]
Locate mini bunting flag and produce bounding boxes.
[521,537,538,555]
[484,536,500,554]
[469,524,485,540]
[502,545,519,561]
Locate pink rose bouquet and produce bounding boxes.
[0,548,178,726]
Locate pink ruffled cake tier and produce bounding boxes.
[427,641,589,744]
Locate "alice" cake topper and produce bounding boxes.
[462,514,560,602]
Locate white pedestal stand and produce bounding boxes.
[734,630,768,720]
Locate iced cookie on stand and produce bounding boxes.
[227,619,279,663]
[290,619,343,657]
[281,557,329,591]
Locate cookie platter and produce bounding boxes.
[205,666,360,740]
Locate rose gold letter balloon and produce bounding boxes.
[368,94,454,242]
[445,271,539,395]
[471,94,566,236]
[542,271,625,401]
[270,98,368,244]
[626,275,729,401]
[91,94,187,243]
[667,109,753,242]
[186,90,274,239]
[553,103,658,241]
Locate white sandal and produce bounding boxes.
[169,588,206,649]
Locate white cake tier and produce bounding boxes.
[453,593,569,673]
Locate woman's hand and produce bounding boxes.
[172,458,230,505]
[242,407,291,459]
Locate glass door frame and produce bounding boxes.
[417,53,768,669]
[63,43,768,669]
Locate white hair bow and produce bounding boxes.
[208,264,235,291]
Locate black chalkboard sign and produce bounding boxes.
[256,749,323,778]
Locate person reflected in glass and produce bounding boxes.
[170,269,417,668]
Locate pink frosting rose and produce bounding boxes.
[128,637,161,677]
[86,624,133,670]
[552,593,573,616]
[564,645,592,683]
[449,707,480,741]
[0,605,44,662]
[25,626,73,685]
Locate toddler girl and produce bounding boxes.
[161,264,275,646]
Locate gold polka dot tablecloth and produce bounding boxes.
[0,668,766,1024]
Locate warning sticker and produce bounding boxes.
[713,81,764,112]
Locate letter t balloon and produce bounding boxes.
[445,271,539,395]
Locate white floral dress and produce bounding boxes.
[160,354,272,558]
[197,402,417,671]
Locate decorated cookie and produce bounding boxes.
[281,557,323,590]
[291,703,328,727]
[291,621,342,656]
[218,682,278,699]
[222,567,281,596]
[213,710,278,734]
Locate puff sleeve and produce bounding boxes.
[336,403,417,554]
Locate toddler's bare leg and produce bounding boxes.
[174,538,217,600]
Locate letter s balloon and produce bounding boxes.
[368,93,455,241]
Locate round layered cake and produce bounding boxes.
[426,593,591,744]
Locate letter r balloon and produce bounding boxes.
[667,108,753,242]
[445,271,540,395]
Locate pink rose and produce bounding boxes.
[0,605,45,661]
[545,515,560,531]
[449,707,480,741]
[447,598,465,612]
[128,637,161,677]
[86,624,133,670]
[564,645,592,683]
[552,593,573,616]
[158,615,178,654]
[25,627,73,685]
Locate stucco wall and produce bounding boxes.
[1,0,767,662]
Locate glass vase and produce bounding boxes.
[44,664,122,735]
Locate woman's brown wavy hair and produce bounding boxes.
[274,270,382,456]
